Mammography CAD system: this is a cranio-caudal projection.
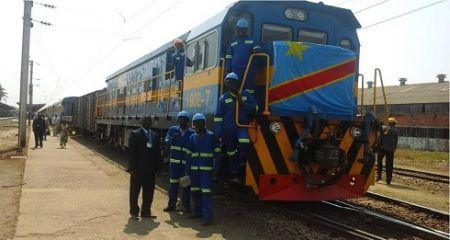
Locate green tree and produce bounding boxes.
[0,83,7,102]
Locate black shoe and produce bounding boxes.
[376,177,381,182]
[188,213,202,219]
[163,206,176,212]
[182,208,191,214]
[130,214,139,220]
[141,213,156,219]
[201,219,213,226]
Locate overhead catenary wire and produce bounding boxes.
[359,0,447,30]
[354,0,389,14]
[50,0,183,103]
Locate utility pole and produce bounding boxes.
[18,0,33,148]
[28,60,33,126]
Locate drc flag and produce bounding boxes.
[268,41,357,120]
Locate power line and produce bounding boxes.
[57,0,183,99]
[360,0,447,30]
[354,0,389,14]
[68,0,162,84]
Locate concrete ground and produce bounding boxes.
[13,135,228,240]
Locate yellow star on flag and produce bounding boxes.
[285,41,309,60]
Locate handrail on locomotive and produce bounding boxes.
[234,53,271,129]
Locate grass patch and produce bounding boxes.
[396,148,449,163]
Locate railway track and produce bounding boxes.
[320,200,450,240]
[366,191,449,220]
[391,167,449,184]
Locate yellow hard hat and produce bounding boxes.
[387,117,397,124]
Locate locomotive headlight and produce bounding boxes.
[284,8,307,21]
[284,9,294,19]
[350,126,362,138]
[296,11,306,21]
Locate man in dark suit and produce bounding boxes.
[128,117,162,219]
[32,114,45,149]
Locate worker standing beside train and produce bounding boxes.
[163,110,195,213]
[214,73,258,184]
[376,117,399,185]
[185,113,221,226]
[171,39,193,81]
[225,19,260,95]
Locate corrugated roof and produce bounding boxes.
[358,81,449,105]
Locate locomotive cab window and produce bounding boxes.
[186,43,196,74]
[223,11,252,53]
[298,30,327,44]
[339,38,352,49]
[205,32,218,68]
[261,23,292,43]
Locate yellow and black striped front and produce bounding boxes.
[245,116,377,198]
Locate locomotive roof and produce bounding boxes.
[106,0,360,82]
[106,32,189,81]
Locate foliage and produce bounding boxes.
[0,84,7,102]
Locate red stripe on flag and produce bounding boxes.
[269,59,356,104]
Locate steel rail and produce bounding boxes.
[366,191,449,220]
[389,167,449,184]
[326,200,450,240]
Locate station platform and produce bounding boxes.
[14,136,225,239]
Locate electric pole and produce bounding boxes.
[28,60,33,126]
[18,0,33,148]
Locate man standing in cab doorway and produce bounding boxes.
[128,117,162,219]
[225,18,261,96]
[164,110,195,213]
[214,72,258,185]
[186,113,221,226]
[376,117,399,185]
[171,39,193,81]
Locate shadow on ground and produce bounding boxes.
[69,135,270,240]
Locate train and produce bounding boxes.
[40,96,78,125]
[39,1,382,201]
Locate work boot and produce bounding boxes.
[163,206,176,212]
[201,218,213,226]
[188,213,202,219]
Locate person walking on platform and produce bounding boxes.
[163,110,195,212]
[214,72,258,185]
[128,117,162,219]
[185,113,221,226]
[376,118,399,185]
[171,39,193,81]
[32,114,44,149]
[225,18,261,95]
[43,114,49,141]
[60,123,69,148]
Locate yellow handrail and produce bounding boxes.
[373,68,389,121]
[235,53,271,128]
[358,74,364,115]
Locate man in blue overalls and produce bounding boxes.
[171,39,193,81]
[225,19,261,95]
[164,110,195,212]
[214,72,258,184]
[186,113,221,226]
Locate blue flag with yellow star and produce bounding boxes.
[268,41,357,120]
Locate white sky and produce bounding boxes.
[0,0,449,106]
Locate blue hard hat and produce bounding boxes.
[225,72,239,81]
[177,110,190,119]
[236,19,249,29]
[192,113,206,122]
